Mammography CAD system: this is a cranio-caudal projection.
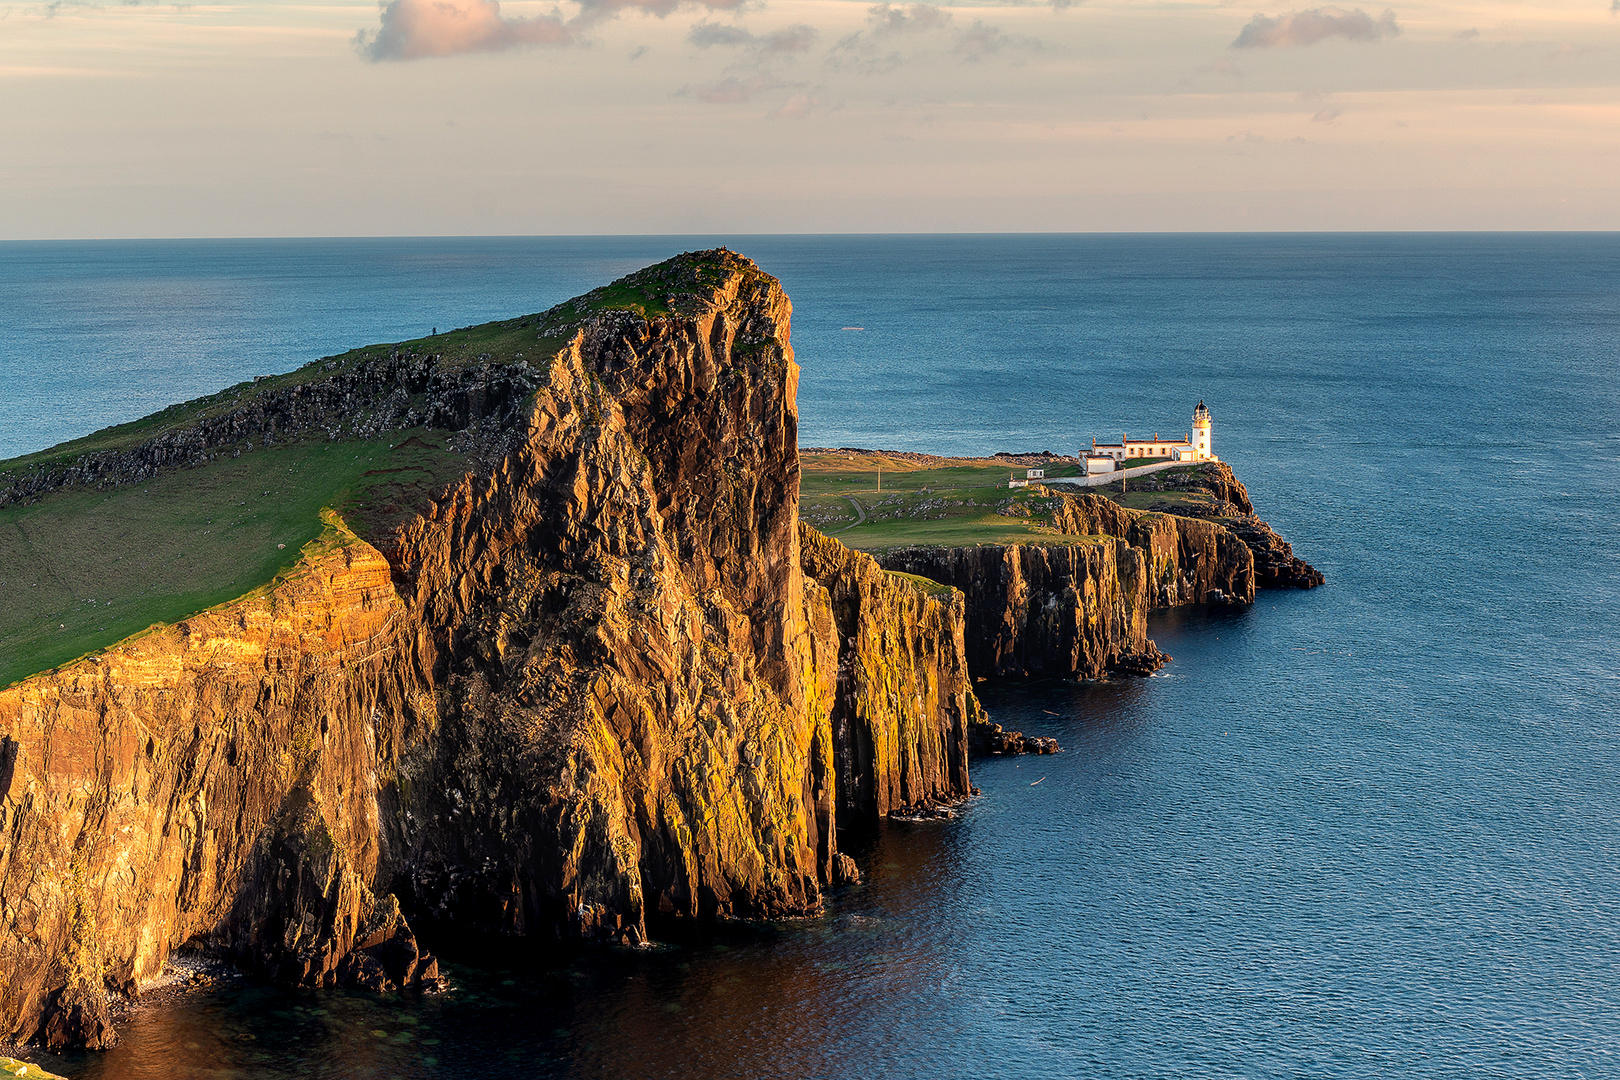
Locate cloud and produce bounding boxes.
[830,3,1033,70]
[358,0,748,61]
[954,19,1036,60]
[769,92,819,118]
[686,73,785,102]
[1311,107,1341,122]
[1453,27,1478,40]
[688,19,817,54]
[1231,7,1399,48]
[827,41,904,73]
[580,0,744,19]
[356,0,573,60]
[867,2,952,34]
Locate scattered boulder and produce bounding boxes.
[337,895,447,993]
[970,722,1059,756]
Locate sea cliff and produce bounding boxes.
[0,250,1323,1056]
[877,492,1257,680]
[0,252,976,1051]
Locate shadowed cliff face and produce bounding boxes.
[878,492,1256,681]
[0,251,978,1051]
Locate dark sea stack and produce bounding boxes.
[0,251,984,1050]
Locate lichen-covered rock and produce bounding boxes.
[0,1057,68,1080]
[0,251,986,1050]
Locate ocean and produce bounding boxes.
[5,234,1619,1079]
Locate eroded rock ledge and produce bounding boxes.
[878,491,1255,681]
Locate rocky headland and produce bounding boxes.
[0,250,1322,1055]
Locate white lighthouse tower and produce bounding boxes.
[1192,400,1213,460]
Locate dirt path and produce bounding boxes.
[835,497,868,533]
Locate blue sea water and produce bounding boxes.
[4,234,1620,1079]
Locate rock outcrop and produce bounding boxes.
[878,492,1255,681]
[0,251,980,1051]
[1127,460,1326,590]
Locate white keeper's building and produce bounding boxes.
[1090,401,1217,464]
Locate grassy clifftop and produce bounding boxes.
[2,249,760,478]
[0,248,761,688]
[799,450,1236,551]
[0,432,471,688]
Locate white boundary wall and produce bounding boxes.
[1040,460,1193,488]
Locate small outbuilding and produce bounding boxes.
[1083,455,1116,475]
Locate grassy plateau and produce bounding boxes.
[799,450,1115,552]
[0,432,472,688]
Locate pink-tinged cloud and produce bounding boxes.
[770,93,819,119]
[357,0,573,60]
[1232,7,1399,48]
[359,0,750,61]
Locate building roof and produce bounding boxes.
[1092,436,1192,448]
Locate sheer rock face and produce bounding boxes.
[800,526,974,819]
[0,252,983,1051]
[878,493,1255,680]
[0,522,407,1050]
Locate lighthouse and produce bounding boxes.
[1192,400,1212,460]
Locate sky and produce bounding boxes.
[2,0,1617,236]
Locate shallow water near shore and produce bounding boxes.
[7,234,1620,1078]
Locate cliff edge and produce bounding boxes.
[0,251,977,1050]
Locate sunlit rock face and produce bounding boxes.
[0,251,979,1050]
[878,492,1257,681]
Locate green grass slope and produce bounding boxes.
[0,249,765,688]
[800,450,1113,552]
[0,432,471,688]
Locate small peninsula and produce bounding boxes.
[0,250,1320,1057]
